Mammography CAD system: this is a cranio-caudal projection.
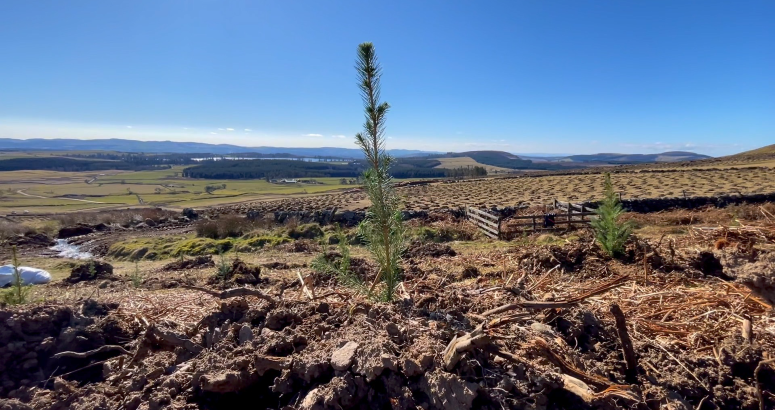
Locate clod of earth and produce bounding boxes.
[65,260,115,283]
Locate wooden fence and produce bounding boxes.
[465,201,597,240]
[465,207,502,239]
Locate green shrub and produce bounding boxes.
[311,227,363,289]
[130,261,142,288]
[591,173,633,257]
[2,246,30,305]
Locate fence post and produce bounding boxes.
[567,205,572,230]
[532,216,536,231]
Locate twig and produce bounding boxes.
[642,336,708,390]
[53,345,130,359]
[297,270,315,300]
[609,304,638,383]
[182,285,276,303]
[533,338,624,390]
[482,275,629,316]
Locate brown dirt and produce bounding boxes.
[64,260,117,284]
[206,258,263,288]
[2,206,775,409]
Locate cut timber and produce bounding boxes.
[183,285,276,304]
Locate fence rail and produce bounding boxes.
[465,207,502,239]
[465,200,596,240]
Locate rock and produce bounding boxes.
[316,302,330,314]
[401,357,423,377]
[146,367,164,380]
[420,369,478,410]
[5,233,54,247]
[144,218,157,227]
[98,280,110,289]
[331,341,359,371]
[57,225,94,239]
[238,325,253,345]
[386,323,400,338]
[300,387,325,410]
[182,208,198,220]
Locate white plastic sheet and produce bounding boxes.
[0,265,52,287]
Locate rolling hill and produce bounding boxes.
[0,138,437,158]
[727,144,775,159]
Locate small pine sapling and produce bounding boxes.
[591,173,633,257]
[3,246,30,305]
[353,42,405,301]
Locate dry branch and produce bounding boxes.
[442,313,531,370]
[53,345,130,359]
[533,338,624,391]
[609,304,638,383]
[482,275,629,316]
[182,285,276,303]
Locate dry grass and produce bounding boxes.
[222,168,775,213]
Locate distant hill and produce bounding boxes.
[0,138,436,158]
[726,144,775,159]
[431,150,710,171]
[564,151,711,163]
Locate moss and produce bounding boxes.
[173,238,233,256]
[107,236,188,261]
[239,236,290,249]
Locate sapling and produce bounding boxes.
[591,173,633,257]
[354,42,405,301]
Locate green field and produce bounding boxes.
[0,166,357,213]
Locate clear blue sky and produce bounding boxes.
[1,1,773,155]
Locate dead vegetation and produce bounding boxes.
[1,204,775,409]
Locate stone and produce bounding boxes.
[331,341,359,371]
[402,357,423,377]
[238,325,253,345]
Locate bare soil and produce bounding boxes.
[1,206,774,410]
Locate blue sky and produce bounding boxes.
[1,1,773,155]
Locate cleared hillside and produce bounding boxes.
[433,157,514,173]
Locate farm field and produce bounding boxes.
[222,167,775,213]
[0,166,356,214]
